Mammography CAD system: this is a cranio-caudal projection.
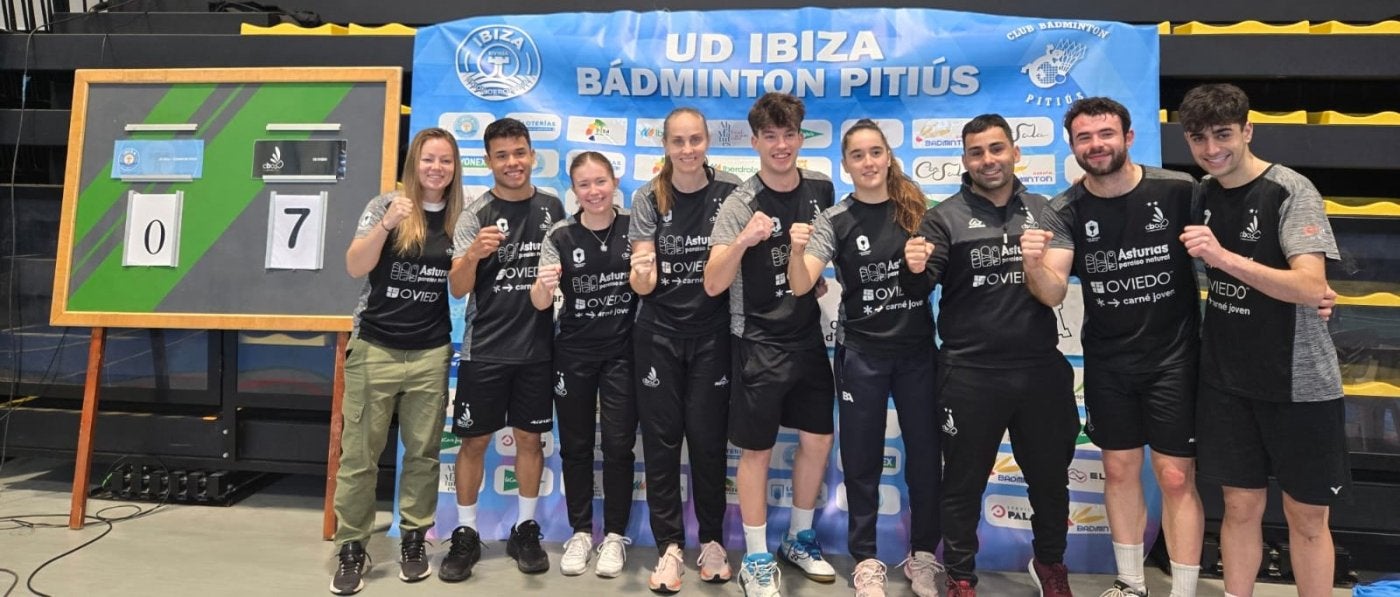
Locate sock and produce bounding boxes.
[1112,542,1147,590]
[743,523,768,555]
[457,503,478,530]
[788,506,814,537]
[1169,561,1200,597]
[517,496,539,526]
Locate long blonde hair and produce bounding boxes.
[841,119,924,235]
[394,127,463,256]
[653,107,708,216]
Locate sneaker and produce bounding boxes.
[560,531,592,576]
[900,551,944,597]
[649,543,684,593]
[398,529,431,582]
[853,558,888,597]
[507,519,550,574]
[739,552,782,597]
[438,526,482,582]
[779,529,836,583]
[1029,558,1074,597]
[329,541,371,595]
[1099,580,1149,597]
[595,533,631,578]
[697,540,732,583]
[946,577,978,597]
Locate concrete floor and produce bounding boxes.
[0,457,1361,596]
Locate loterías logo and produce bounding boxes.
[455,24,541,101]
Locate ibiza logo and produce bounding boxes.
[855,235,872,256]
[1240,209,1262,241]
[119,147,140,172]
[1021,39,1088,90]
[454,24,541,101]
[1145,201,1169,232]
[262,146,284,172]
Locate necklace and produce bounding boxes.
[583,212,614,252]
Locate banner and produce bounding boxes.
[398,7,1162,573]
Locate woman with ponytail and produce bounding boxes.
[786,119,944,597]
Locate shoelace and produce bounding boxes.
[696,542,725,567]
[792,536,824,560]
[853,562,887,587]
[337,551,364,575]
[401,537,428,562]
[563,534,591,558]
[657,547,683,573]
[899,553,946,576]
[448,532,482,557]
[750,559,778,585]
[598,536,633,559]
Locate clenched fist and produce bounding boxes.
[536,263,563,292]
[467,225,505,261]
[1020,229,1054,270]
[904,237,936,274]
[789,222,813,253]
[631,250,656,276]
[736,211,775,248]
[381,195,414,230]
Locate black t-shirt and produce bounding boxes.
[353,193,453,350]
[541,209,635,360]
[711,169,835,349]
[903,176,1062,368]
[452,189,566,364]
[807,196,934,357]
[1042,166,1200,372]
[628,166,741,337]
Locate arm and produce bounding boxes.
[788,216,832,297]
[530,234,562,310]
[346,194,412,278]
[1181,225,1329,305]
[703,200,770,296]
[704,243,747,297]
[629,240,658,295]
[448,216,500,299]
[1022,237,1073,307]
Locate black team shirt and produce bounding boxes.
[353,193,452,350]
[540,209,635,361]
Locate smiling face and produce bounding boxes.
[570,159,616,217]
[485,134,535,197]
[415,137,456,201]
[1069,112,1134,177]
[752,125,803,178]
[841,128,890,196]
[1185,122,1254,186]
[664,111,709,179]
[961,126,1020,195]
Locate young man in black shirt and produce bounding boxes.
[443,118,566,580]
[903,114,1078,597]
[705,92,835,597]
[1023,97,1203,597]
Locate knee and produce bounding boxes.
[1283,500,1330,539]
[801,432,834,455]
[739,449,771,467]
[513,430,544,456]
[1222,490,1266,523]
[460,435,491,459]
[1156,462,1195,497]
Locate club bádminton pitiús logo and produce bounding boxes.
[455,24,541,101]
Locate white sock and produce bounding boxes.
[743,523,768,555]
[457,503,478,530]
[517,496,539,526]
[788,506,814,537]
[1169,561,1200,597]
[1112,542,1147,590]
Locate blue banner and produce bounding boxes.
[400,7,1162,574]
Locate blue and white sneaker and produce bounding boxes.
[779,529,836,583]
[740,552,782,597]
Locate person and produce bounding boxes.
[629,107,743,593]
[530,151,639,579]
[902,114,1078,597]
[443,117,566,581]
[704,92,836,597]
[1022,97,1205,597]
[330,127,463,595]
[787,119,943,597]
[1177,83,1348,597]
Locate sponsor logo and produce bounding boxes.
[1145,201,1169,232]
[439,112,494,141]
[567,149,626,179]
[766,479,828,508]
[855,235,872,256]
[505,111,562,141]
[554,371,568,397]
[911,118,969,149]
[568,116,629,146]
[770,442,798,471]
[724,477,739,504]
[494,429,556,457]
[988,454,1027,485]
[119,147,141,171]
[799,120,835,149]
[985,494,1036,530]
[1020,39,1088,90]
[911,156,965,185]
[1209,279,1249,300]
[494,466,555,496]
[461,149,490,177]
[1240,209,1262,241]
[941,407,958,436]
[882,447,902,476]
[262,146,284,172]
[439,431,462,453]
[841,391,855,403]
[708,120,752,148]
[969,244,1022,269]
[1010,117,1056,147]
[1014,154,1057,186]
[456,403,474,429]
[642,366,661,388]
[1068,503,1111,534]
[455,24,541,101]
[967,217,986,229]
[1066,457,1106,493]
[972,270,1025,288]
[532,149,560,179]
[634,118,666,147]
[571,247,586,265]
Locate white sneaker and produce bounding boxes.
[697,540,732,582]
[594,533,631,578]
[740,553,782,597]
[900,551,945,597]
[853,558,888,597]
[779,529,836,583]
[560,531,592,576]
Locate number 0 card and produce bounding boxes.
[266,191,328,270]
[122,191,183,267]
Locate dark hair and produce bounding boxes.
[483,117,532,150]
[748,92,805,133]
[569,150,616,181]
[655,107,708,216]
[1178,83,1250,134]
[841,119,924,235]
[961,114,1014,144]
[1062,97,1132,136]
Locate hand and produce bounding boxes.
[1021,229,1054,270]
[381,195,414,230]
[467,225,505,261]
[631,250,656,276]
[789,222,812,253]
[1318,285,1337,322]
[904,236,935,274]
[1180,225,1228,268]
[736,211,774,247]
[814,276,828,298]
[536,264,562,292]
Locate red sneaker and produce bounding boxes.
[946,577,978,597]
[1028,558,1074,597]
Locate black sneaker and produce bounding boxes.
[330,541,371,595]
[439,526,482,582]
[506,519,550,574]
[399,529,431,582]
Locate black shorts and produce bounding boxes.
[1196,386,1351,506]
[452,360,554,437]
[1083,362,1197,457]
[727,338,835,450]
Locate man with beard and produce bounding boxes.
[902,114,1078,597]
[1022,97,1204,597]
